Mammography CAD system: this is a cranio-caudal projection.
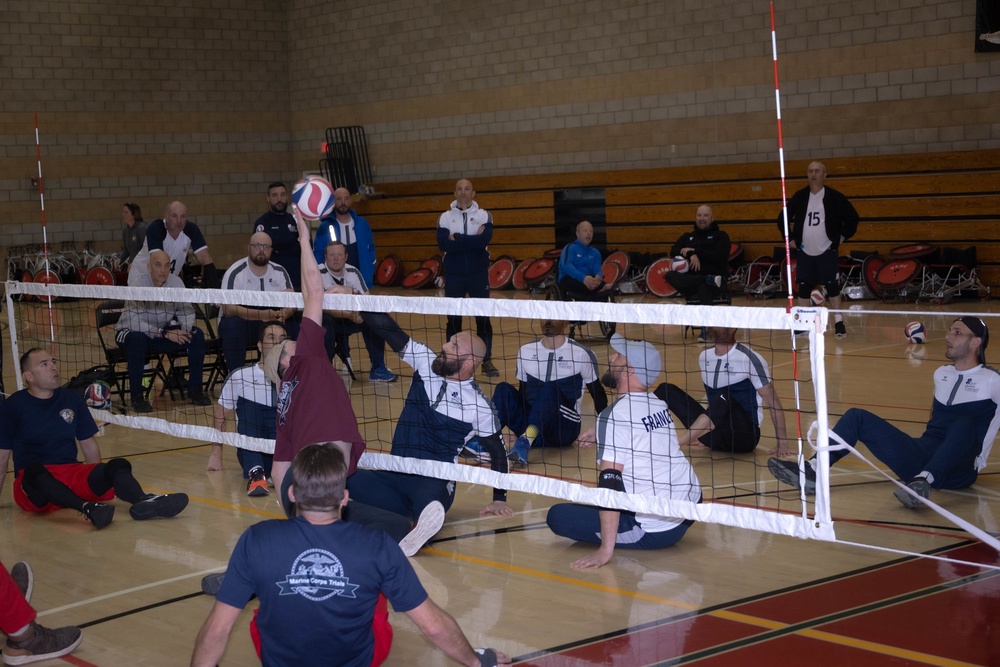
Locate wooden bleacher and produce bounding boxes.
[355,149,1000,289]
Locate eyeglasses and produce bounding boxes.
[250,243,272,250]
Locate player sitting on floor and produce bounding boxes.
[769,316,999,509]
[0,349,189,529]
[490,318,607,468]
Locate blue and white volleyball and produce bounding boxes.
[85,381,112,409]
[904,321,926,344]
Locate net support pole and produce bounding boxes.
[33,112,56,350]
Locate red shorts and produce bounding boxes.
[13,463,115,512]
[250,593,392,666]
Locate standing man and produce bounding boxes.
[116,252,211,412]
[437,179,498,377]
[770,317,999,508]
[557,220,613,300]
[546,335,702,569]
[779,161,860,337]
[206,321,289,497]
[0,349,189,529]
[319,241,396,382]
[656,327,792,457]
[313,187,377,291]
[191,444,510,667]
[665,205,731,305]
[128,201,218,287]
[218,232,295,375]
[254,182,303,290]
[491,318,608,468]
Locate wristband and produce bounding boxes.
[475,648,499,667]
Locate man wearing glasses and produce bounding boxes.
[219,232,296,374]
[770,316,999,509]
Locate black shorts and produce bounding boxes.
[796,248,840,298]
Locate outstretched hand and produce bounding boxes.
[570,547,614,569]
[480,501,514,517]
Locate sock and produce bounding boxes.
[834,314,843,323]
[10,623,31,639]
[523,425,539,446]
[916,471,933,484]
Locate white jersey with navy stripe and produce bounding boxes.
[218,364,274,411]
[221,258,292,293]
[401,339,499,442]
[699,343,771,425]
[930,364,1000,471]
[319,262,368,294]
[128,219,209,284]
[516,337,598,423]
[597,392,701,533]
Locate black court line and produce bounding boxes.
[512,540,978,665]
[429,521,550,545]
[79,591,205,629]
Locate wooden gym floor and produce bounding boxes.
[1,294,999,666]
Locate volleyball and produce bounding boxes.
[85,381,112,409]
[291,176,336,220]
[670,256,689,273]
[810,288,826,306]
[904,321,926,344]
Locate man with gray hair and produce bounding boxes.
[128,200,218,287]
[546,334,702,569]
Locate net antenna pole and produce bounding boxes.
[33,112,56,353]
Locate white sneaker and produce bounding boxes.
[399,501,445,557]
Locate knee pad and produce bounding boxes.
[824,281,841,298]
[797,283,813,300]
[105,457,132,477]
[20,463,49,485]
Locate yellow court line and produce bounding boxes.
[425,546,982,666]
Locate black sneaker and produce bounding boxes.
[81,502,115,529]
[247,466,268,497]
[480,360,500,378]
[893,478,931,509]
[11,562,33,603]
[834,321,847,338]
[767,457,816,495]
[129,493,189,520]
[131,398,154,413]
[201,572,225,596]
[188,392,211,406]
[2,621,83,665]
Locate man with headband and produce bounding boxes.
[769,316,999,508]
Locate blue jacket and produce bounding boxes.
[313,210,376,289]
[558,240,603,282]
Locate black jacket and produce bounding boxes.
[779,185,859,251]
[670,221,731,276]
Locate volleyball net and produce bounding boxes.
[5,279,845,543]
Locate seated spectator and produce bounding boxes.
[557,220,613,301]
[665,205,731,304]
[0,349,189,529]
[493,318,607,468]
[119,202,147,269]
[207,322,289,497]
[219,232,296,374]
[312,188,377,291]
[128,200,218,287]
[116,252,210,412]
[319,241,396,382]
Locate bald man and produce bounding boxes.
[557,220,613,301]
[219,232,296,374]
[312,187,377,290]
[666,205,731,304]
[128,200,218,287]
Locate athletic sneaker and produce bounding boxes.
[11,562,33,603]
[480,360,500,378]
[767,457,816,495]
[507,435,530,469]
[893,478,931,509]
[835,321,847,338]
[2,621,83,666]
[131,398,154,413]
[129,493,189,520]
[398,500,446,557]
[368,366,397,382]
[81,502,115,529]
[247,466,268,497]
[189,392,212,406]
[201,572,225,596]
[461,437,491,464]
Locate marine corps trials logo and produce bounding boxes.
[276,548,358,601]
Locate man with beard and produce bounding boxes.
[313,187,377,290]
[655,326,792,457]
[128,200,219,287]
[770,317,1000,509]
[479,318,607,468]
[218,232,296,374]
[254,182,303,290]
[546,334,702,569]
[665,205,731,304]
[347,309,514,527]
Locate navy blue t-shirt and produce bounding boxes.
[255,211,302,290]
[0,388,98,473]
[217,517,427,667]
